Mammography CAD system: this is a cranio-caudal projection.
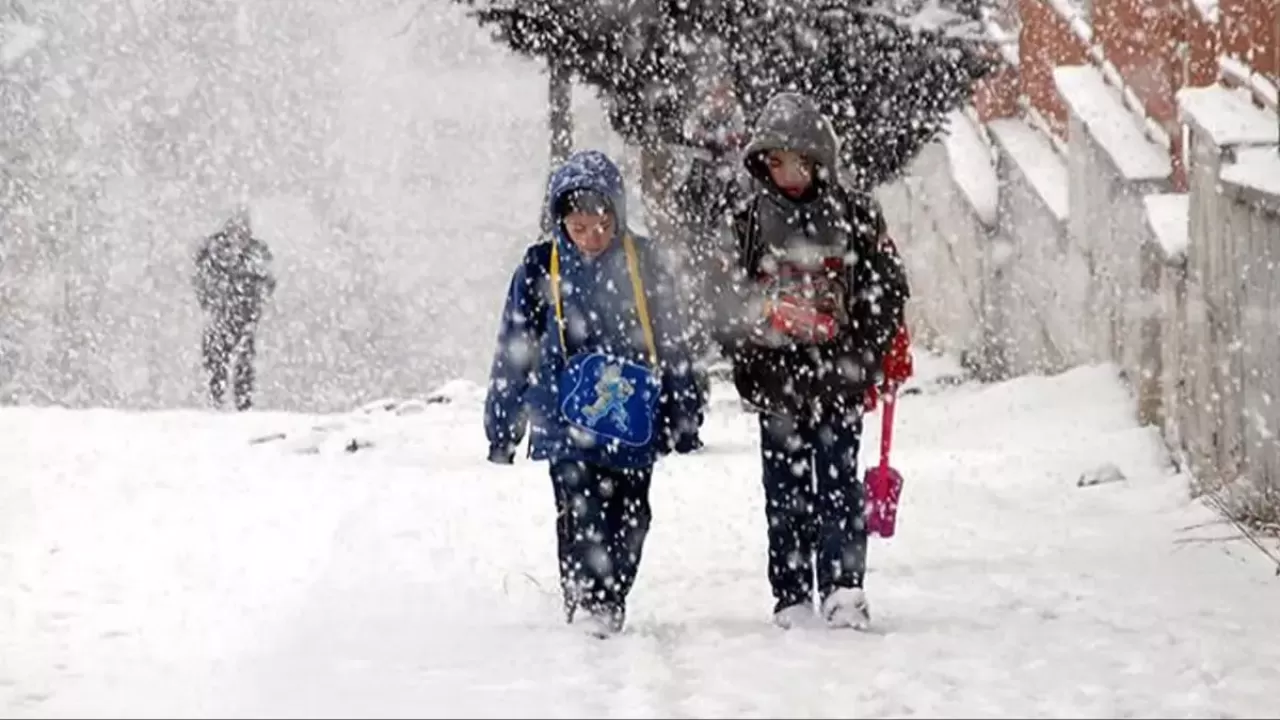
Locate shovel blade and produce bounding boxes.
[865,466,905,538]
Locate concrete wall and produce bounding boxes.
[880,136,994,375]
[1176,85,1280,514]
[885,77,1280,521]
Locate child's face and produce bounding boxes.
[765,149,815,198]
[564,210,616,257]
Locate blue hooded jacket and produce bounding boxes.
[484,150,703,469]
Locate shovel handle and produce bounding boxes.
[878,384,897,471]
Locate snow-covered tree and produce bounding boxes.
[457,0,999,189]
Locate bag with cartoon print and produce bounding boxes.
[551,235,662,449]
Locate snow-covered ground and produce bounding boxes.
[4,353,1280,718]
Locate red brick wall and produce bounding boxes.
[1184,1,1221,87]
[1095,0,1182,125]
[1018,0,1089,136]
[992,0,1279,190]
[1221,0,1278,77]
[974,64,1021,122]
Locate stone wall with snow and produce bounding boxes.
[988,116,1086,377]
[885,72,1280,521]
[1055,65,1175,427]
[1176,85,1280,512]
[879,116,995,373]
[880,108,1093,381]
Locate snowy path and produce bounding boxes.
[3,355,1280,718]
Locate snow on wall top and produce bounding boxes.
[1220,147,1280,203]
[988,118,1069,223]
[1190,0,1220,22]
[1219,57,1279,109]
[1142,193,1190,260]
[942,110,999,227]
[1,21,45,69]
[1177,85,1278,148]
[1053,65,1171,182]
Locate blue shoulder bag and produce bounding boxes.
[550,235,662,450]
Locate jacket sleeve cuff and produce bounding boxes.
[673,433,704,454]
[487,444,516,465]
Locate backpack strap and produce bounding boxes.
[549,234,658,368]
[549,241,567,355]
[623,235,659,368]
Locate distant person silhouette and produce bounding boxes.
[193,209,277,411]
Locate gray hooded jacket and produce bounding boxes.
[716,92,909,419]
[739,92,874,273]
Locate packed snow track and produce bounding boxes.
[3,354,1280,718]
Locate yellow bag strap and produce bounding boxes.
[550,234,658,368]
[624,235,659,368]
[550,239,567,354]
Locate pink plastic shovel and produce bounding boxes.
[865,385,904,538]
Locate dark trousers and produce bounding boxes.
[759,411,867,613]
[202,316,257,411]
[550,460,654,628]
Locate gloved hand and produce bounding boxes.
[658,417,704,456]
[882,324,914,385]
[673,433,704,455]
[487,444,516,465]
[864,325,913,412]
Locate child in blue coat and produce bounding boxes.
[484,150,703,638]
